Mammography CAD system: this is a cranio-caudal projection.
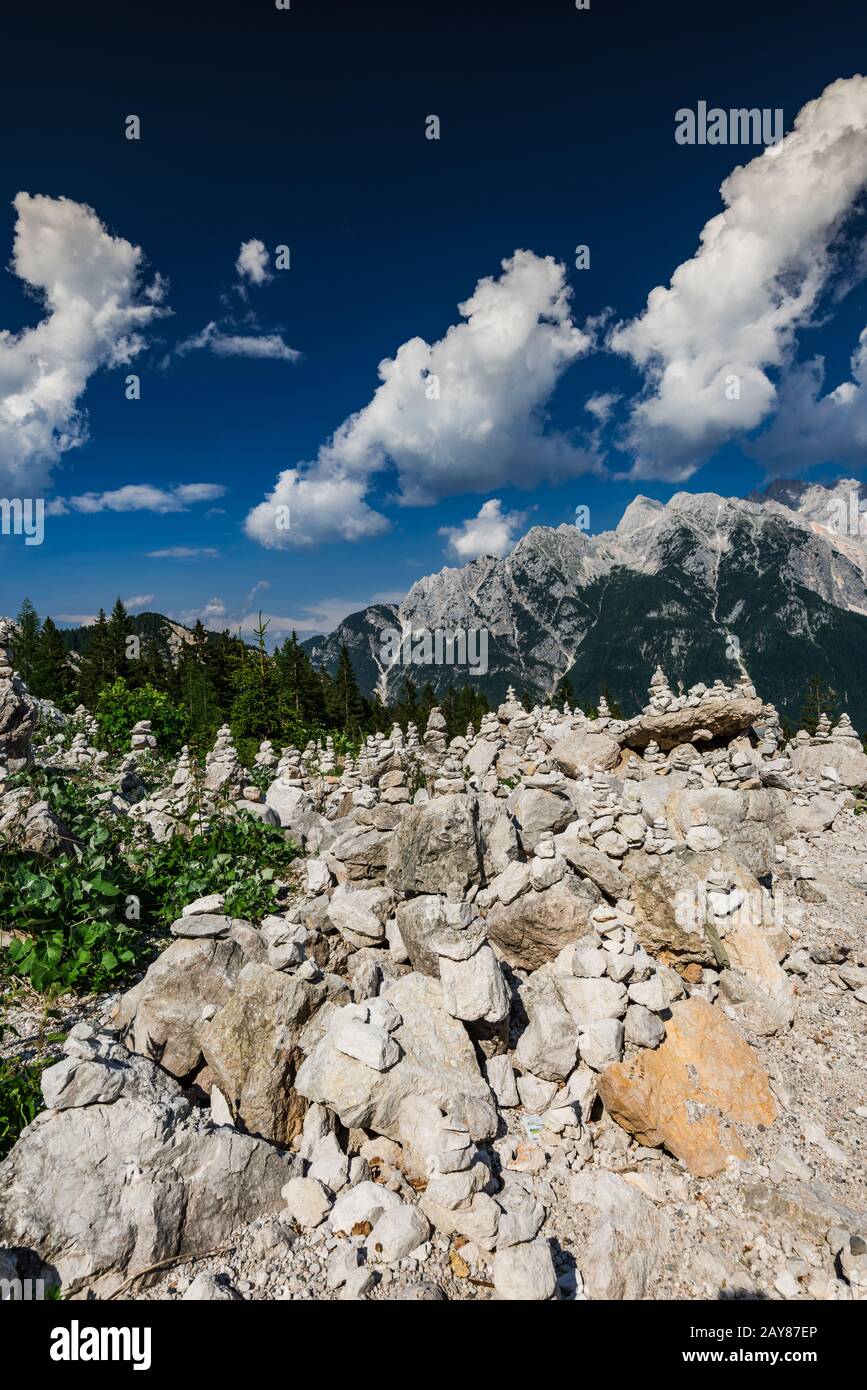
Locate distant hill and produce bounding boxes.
[58,612,211,660]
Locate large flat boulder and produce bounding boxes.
[662,786,789,878]
[0,1039,292,1297]
[263,781,319,841]
[485,873,600,971]
[597,996,777,1176]
[789,738,867,790]
[114,937,246,1078]
[395,895,486,977]
[463,738,499,779]
[201,963,325,1144]
[506,785,574,852]
[386,794,485,897]
[548,730,621,776]
[328,823,392,879]
[328,884,395,947]
[569,1170,671,1299]
[556,840,628,900]
[621,847,764,964]
[625,696,763,752]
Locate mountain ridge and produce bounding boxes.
[301,478,867,727]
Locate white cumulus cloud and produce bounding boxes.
[245,249,595,548]
[610,75,867,480]
[245,470,391,549]
[753,325,867,474]
[236,239,271,287]
[439,498,527,561]
[0,192,167,494]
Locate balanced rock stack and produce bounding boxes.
[130,719,158,752]
[0,618,37,776]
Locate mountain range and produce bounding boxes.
[302,478,867,729]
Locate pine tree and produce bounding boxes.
[327,645,368,733]
[230,614,289,755]
[106,598,134,684]
[138,638,171,692]
[76,610,112,709]
[555,675,575,710]
[14,598,41,685]
[176,621,219,752]
[394,674,420,729]
[203,628,244,712]
[797,674,840,735]
[30,617,75,705]
[275,631,324,724]
[441,684,490,738]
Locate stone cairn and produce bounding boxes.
[0,619,37,780]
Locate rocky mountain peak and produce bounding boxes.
[303,479,867,728]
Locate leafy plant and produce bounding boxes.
[1,760,303,995]
[0,1056,47,1159]
[129,811,301,927]
[0,770,146,993]
[94,678,188,754]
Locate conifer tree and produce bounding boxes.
[797,674,840,735]
[230,614,289,754]
[106,598,134,684]
[175,621,219,751]
[14,598,41,685]
[76,610,112,709]
[275,631,323,724]
[31,617,75,705]
[554,674,575,710]
[138,638,171,692]
[327,644,368,733]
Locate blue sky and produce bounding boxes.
[2,0,867,638]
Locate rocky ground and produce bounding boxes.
[1,616,866,1302]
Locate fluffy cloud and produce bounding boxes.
[439,498,527,561]
[123,594,155,611]
[245,250,594,547]
[172,483,227,504]
[753,328,867,474]
[172,598,228,627]
[610,76,867,480]
[244,470,391,548]
[236,239,271,287]
[0,192,167,494]
[172,321,299,362]
[52,483,227,514]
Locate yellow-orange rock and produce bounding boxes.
[597,996,777,1177]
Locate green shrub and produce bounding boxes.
[2,771,301,996]
[94,678,187,755]
[0,772,146,994]
[0,1056,47,1159]
[130,812,301,926]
